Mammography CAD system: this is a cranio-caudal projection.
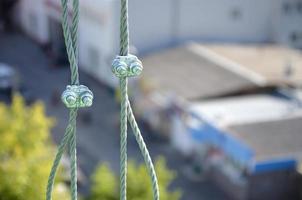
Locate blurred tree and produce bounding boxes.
[89,157,181,200]
[0,94,69,200]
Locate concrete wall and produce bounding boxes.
[210,166,301,200]
[17,0,302,51]
[128,0,276,51]
[18,0,49,43]
[178,0,274,43]
[128,0,174,52]
[248,170,300,200]
[209,166,248,200]
[79,0,118,86]
[272,0,302,48]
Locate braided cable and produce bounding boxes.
[46,0,80,199]
[61,0,79,85]
[46,109,78,200]
[69,3,79,197]
[127,101,160,200]
[72,0,79,62]
[120,0,129,56]
[119,1,129,199]
[120,78,128,200]
[69,115,78,200]
[117,0,160,199]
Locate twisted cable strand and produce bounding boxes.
[120,0,129,56]
[72,0,79,63]
[127,101,160,200]
[47,0,80,199]
[120,78,128,200]
[119,0,129,199]
[118,0,159,199]
[69,1,79,199]
[69,115,78,200]
[46,109,78,200]
[61,0,79,85]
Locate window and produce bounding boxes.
[29,13,38,34]
[229,8,242,20]
[290,32,298,42]
[88,46,100,70]
[283,3,291,14]
[297,2,302,13]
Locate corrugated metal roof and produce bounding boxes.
[204,44,302,86]
[141,44,256,100]
[190,94,302,126]
[190,94,302,163]
[228,117,302,162]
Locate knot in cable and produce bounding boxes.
[112,54,143,78]
[61,85,93,108]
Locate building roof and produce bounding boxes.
[141,44,256,100]
[190,94,302,163]
[190,94,302,127]
[202,44,302,86]
[228,117,302,162]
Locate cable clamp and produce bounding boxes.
[62,85,93,108]
[112,54,143,78]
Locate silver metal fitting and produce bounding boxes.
[61,85,93,108]
[112,54,143,78]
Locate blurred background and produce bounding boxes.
[1,0,302,199]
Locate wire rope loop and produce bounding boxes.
[46,0,87,200]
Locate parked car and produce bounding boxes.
[0,63,35,104]
[0,63,18,91]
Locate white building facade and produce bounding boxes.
[16,0,302,87]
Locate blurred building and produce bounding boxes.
[182,94,302,200]
[14,0,302,87]
[203,44,302,86]
[15,0,119,86]
[131,43,302,199]
[132,43,257,138]
[133,43,302,136]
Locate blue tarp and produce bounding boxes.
[188,112,296,172]
[251,159,297,174]
[189,112,253,165]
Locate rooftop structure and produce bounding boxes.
[229,117,302,162]
[186,93,302,199]
[189,94,302,171]
[191,94,302,126]
[204,44,302,86]
[141,44,255,100]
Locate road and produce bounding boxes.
[0,31,227,200]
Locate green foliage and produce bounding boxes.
[0,94,69,200]
[89,157,181,200]
[90,164,117,200]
